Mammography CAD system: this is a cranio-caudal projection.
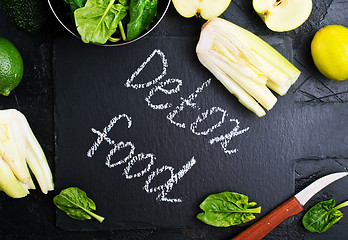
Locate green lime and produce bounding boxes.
[0,37,24,96]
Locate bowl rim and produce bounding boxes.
[47,0,171,47]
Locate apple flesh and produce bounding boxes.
[253,0,312,32]
[172,0,231,20]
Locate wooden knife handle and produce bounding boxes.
[231,197,304,240]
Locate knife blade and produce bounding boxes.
[231,172,348,240]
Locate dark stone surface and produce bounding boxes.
[53,35,296,230]
[0,0,347,239]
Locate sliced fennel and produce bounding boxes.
[0,155,28,198]
[196,18,301,117]
[0,109,54,198]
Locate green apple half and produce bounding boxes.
[172,0,231,20]
[253,0,312,32]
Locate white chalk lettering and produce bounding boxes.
[123,153,155,179]
[125,49,168,89]
[87,115,196,203]
[166,79,211,128]
[86,48,253,205]
[143,157,196,203]
[190,107,227,136]
[209,119,250,154]
[87,114,132,158]
[106,140,135,168]
[145,78,183,110]
[87,115,135,168]
[125,48,251,155]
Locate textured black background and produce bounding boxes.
[1,0,348,239]
[53,35,296,230]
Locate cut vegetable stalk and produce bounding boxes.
[251,50,291,88]
[196,18,301,116]
[0,126,32,184]
[200,55,267,117]
[213,19,301,84]
[208,52,277,110]
[0,109,54,197]
[16,111,54,193]
[266,79,291,96]
[210,44,268,85]
[0,155,28,198]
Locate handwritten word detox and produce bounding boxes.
[87,49,249,203]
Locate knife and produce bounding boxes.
[232,172,348,240]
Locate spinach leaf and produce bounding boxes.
[197,192,261,227]
[302,199,348,233]
[64,0,87,12]
[53,187,105,223]
[126,0,158,41]
[74,0,127,44]
[119,0,128,6]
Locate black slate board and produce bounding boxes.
[53,35,348,231]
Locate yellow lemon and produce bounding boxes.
[311,25,348,81]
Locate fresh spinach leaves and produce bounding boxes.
[126,0,158,41]
[53,187,105,223]
[64,0,87,12]
[302,199,348,233]
[119,0,128,6]
[74,0,127,44]
[63,0,158,43]
[197,192,261,227]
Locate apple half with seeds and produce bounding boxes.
[253,0,312,32]
[172,0,231,20]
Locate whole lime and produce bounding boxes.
[311,25,348,81]
[0,37,24,96]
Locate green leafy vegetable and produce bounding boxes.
[63,0,159,43]
[53,187,105,223]
[197,192,261,227]
[74,0,127,44]
[64,0,87,12]
[302,199,348,233]
[126,0,158,41]
[119,0,129,6]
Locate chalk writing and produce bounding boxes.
[87,114,196,203]
[145,78,183,110]
[87,48,250,203]
[123,153,155,179]
[125,49,249,154]
[87,114,135,167]
[166,79,210,128]
[143,157,196,203]
[209,119,250,154]
[190,107,227,136]
[125,49,168,89]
